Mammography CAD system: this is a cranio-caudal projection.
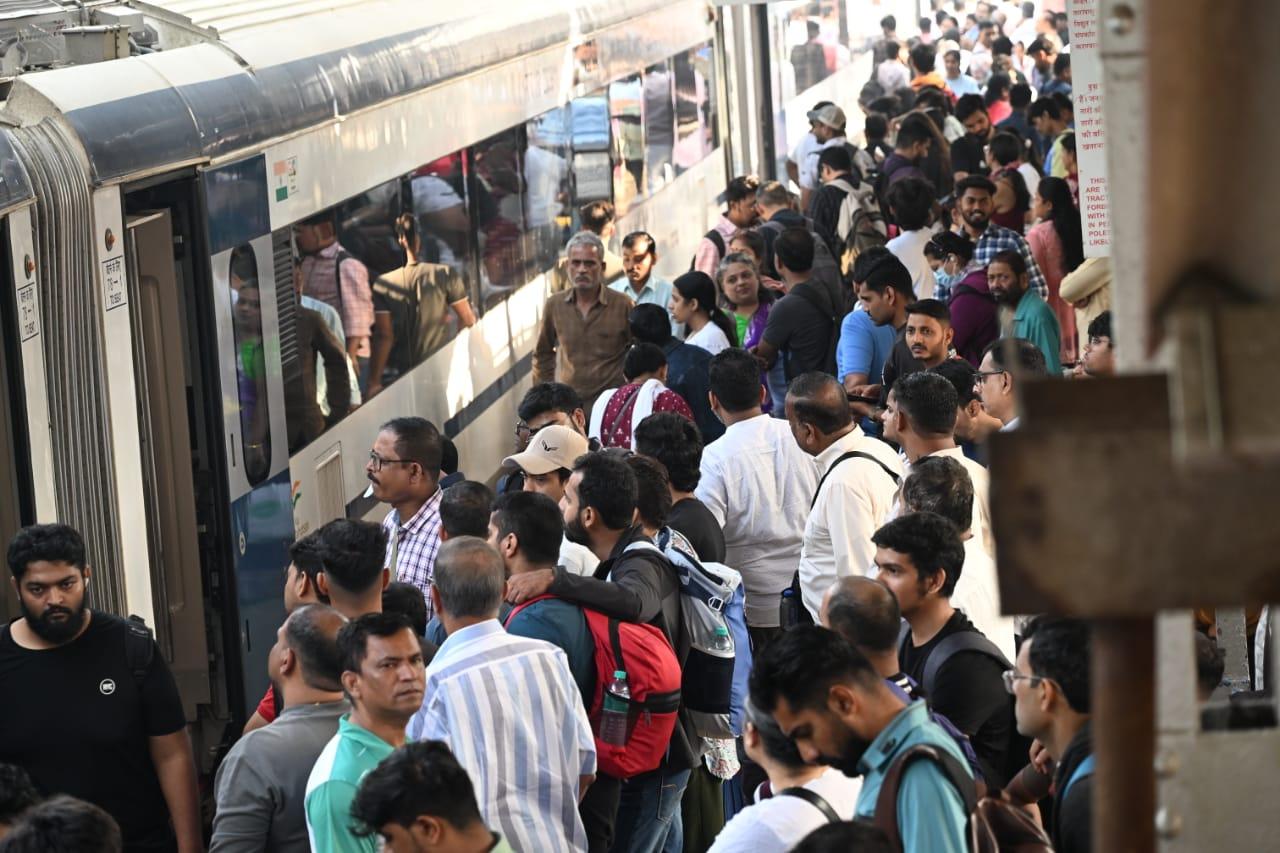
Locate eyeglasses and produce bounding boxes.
[368,451,419,472]
[1001,669,1046,695]
[1086,336,1111,348]
[514,421,550,441]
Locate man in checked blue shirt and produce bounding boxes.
[935,175,1048,304]
[750,626,970,853]
[368,417,445,618]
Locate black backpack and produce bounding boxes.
[124,615,155,688]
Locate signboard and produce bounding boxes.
[1069,0,1110,257]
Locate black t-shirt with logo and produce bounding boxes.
[0,612,187,851]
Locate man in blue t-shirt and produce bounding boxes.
[488,492,594,703]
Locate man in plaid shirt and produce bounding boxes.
[935,175,1048,302]
[367,417,445,617]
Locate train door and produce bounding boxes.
[120,206,213,721]
[201,156,295,720]
[0,204,55,622]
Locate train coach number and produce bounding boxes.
[102,257,127,312]
[17,284,38,341]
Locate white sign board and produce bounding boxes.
[1069,0,1111,257]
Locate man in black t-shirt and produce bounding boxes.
[755,228,840,380]
[0,524,199,853]
[634,411,726,563]
[871,512,1016,788]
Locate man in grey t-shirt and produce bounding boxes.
[212,605,349,852]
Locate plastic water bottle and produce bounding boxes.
[600,670,630,746]
[710,626,733,654]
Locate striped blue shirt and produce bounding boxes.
[407,620,595,853]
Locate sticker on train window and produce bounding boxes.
[273,156,299,202]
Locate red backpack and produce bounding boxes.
[505,595,682,780]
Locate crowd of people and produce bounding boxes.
[0,4,1227,853]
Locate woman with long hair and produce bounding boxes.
[1027,176,1083,363]
[716,251,782,414]
[990,165,1030,232]
[983,72,1014,125]
[670,271,737,355]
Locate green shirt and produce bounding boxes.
[1010,289,1063,375]
[304,716,399,852]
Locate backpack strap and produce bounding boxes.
[124,615,155,689]
[811,450,901,511]
[918,630,1013,699]
[707,228,726,260]
[776,786,842,824]
[502,594,556,627]
[1061,753,1095,801]
[873,743,978,852]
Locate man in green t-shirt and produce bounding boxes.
[353,741,516,853]
[305,612,426,852]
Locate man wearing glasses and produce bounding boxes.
[1004,616,1093,853]
[497,382,596,495]
[367,417,445,616]
[872,511,1018,789]
[974,336,1050,433]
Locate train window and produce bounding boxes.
[525,106,572,274]
[570,91,612,204]
[776,1,851,100]
[228,244,272,484]
[672,44,718,174]
[609,74,644,217]
[642,60,676,195]
[471,127,532,308]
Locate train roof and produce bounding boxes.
[0,0,679,184]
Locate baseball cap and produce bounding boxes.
[502,425,589,476]
[806,103,847,130]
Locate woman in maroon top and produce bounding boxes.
[932,231,999,366]
[589,343,695,449]
[990,165,1030,232]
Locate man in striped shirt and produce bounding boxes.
[305,612,425,852]
[407,537,596,852]
[368,417,445,616]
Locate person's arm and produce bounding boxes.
[210,751,272,853]
[450,298,477,328]
[752,338,780,370]
[339,259,374,358]
[314,315,353,417]
[365,310,394,397]
[149,729,203,853]
[786,159,800,187]
[532,299,558,383]
[549,558,664,624]
[694,457,728,528]
[242,711,268,736]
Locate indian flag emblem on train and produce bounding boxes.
[273,156,299,202]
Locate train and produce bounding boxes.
[0,0,922,769]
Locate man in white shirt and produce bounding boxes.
[884,177,939,301]
[696,349,817,649]
[786,101,831,201]
[881,372,993,558]
[707,699,859,853]
[500,425,599,577]
[786,372,902,622]
[899,455,1017,663]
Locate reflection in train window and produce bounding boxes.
[472,128,531,307]
[643,60,676,195]
[525,106,573,274]
[229,244,272,484]
[610,74,644,217]
[775,1,851,101]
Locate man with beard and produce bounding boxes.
[212,605,348,852]
[0,524,201,853]
[505,451,693,852]
[611,231,679,335]
[986,249,1062,374]
[902,300,955,370]
[950,175,1047,302]
[749,626,971,853]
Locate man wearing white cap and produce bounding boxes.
[798,104,872,212]
[501,424,599,577]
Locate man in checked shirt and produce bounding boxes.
[296,213,375,391]
[367,417,445,617]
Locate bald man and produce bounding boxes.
[407,538,596,852]
[820,576,904,681]
[214,605,349,851]
[786,372,903,622]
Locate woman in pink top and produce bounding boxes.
[1027,177,1083,364]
